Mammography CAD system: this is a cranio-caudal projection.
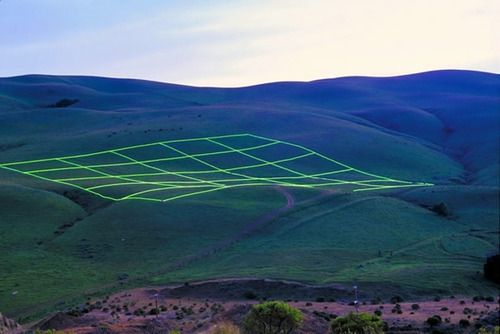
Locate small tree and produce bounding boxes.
[243,301,303,334]
[330,311,384,334]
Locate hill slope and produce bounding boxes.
[0,70,498,321]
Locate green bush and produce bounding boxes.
[330,312,384,334]
[243,301,303,334]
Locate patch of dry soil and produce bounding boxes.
[21,279,500,334]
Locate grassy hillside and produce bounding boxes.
[0,70,498,321]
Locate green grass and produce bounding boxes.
[1,73,498,323]
[151,192,498,297]
[0,137,497,321]
[0,134,431,204]
[0,185,286,317]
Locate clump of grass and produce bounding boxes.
[210,321,241,334]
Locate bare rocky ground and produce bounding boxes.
[10,279,500,333]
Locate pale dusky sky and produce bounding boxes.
[0,0,498,87]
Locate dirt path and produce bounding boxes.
[148,185,331,275]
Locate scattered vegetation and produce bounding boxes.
[391,304,403,314]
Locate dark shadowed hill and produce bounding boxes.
[0,70,498,322]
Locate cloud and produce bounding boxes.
[0,0,498,86]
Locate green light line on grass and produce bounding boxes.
[0,133,433,202]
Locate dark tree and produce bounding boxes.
[484,254,500,283]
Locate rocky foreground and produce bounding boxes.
[6,279,499,333]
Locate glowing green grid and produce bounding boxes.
[0,133,432,202]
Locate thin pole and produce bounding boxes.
[155,294,158,318]
[353,286,359,313]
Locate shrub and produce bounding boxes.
[244,291,258,300]
[374,309,382,316]
[390,295,403,303]
[391,304,402,314]
[330,312,384,334]
[426,315,441,326]
[478,326,500,334]
[243,301,303,334]
[459,319,470,327]
[133,308,145,316]
[432,202,449,216]
[411,304,420,310]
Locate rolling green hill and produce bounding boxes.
[0,70,498,321]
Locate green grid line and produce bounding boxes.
[0,133,433,202]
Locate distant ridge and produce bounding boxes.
[1,69,497,185]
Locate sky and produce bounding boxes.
[0,0,498,87]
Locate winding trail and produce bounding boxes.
[149,185,331,275]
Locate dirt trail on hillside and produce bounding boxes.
[274,195,377,235]
[148,186,332,276]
